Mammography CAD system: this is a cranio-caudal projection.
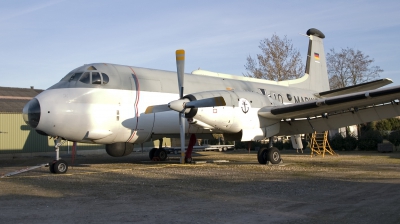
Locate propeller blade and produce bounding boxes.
[176,49,186,163]
[185,96,226,108]
[168,96,226,112]
[179,113,185,164]
[176,49,185,99]
[144,104,171,114]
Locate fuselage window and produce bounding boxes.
[92,72,102,84]
[287,94,292,101]
[101,73,109,84]
[278,94,283,103]
[80,72,91,84]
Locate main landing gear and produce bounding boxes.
[257,147,282,164]
[149,138,168,161]
[149,134,197,163]
[49,138,69,174]
[149,147,168,161]
[257,137,282,165]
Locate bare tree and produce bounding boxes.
[327,48,383,90]
[244,34,304,81]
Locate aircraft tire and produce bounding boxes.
[154,148,168,161]
[267,147,281,164]
[149,148,157,160]
[49,160,56,173]
[53,160,68,174]
[185,157,192,163]
[257,148,268,164]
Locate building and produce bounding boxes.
[0,86,102,155]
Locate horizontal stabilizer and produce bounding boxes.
[316,79,393,98]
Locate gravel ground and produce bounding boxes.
[1,149,400,224]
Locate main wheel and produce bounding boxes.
[154,148,168,161]
[267,147,281,164]
[185,157,192,163]
[53,160,68,174]
[149,148,157,160]
[257,148,268,164]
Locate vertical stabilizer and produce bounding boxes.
[288,28,330,93]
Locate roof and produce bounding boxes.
[0,86,43,112]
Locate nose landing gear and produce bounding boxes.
[49,138,69,174]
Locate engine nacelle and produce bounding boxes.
[184,90,280,134]
[105,142,133,157]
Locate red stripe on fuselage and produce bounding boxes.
[127,67,140,142]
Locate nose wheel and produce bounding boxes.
[49,159,68,174]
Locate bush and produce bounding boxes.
[283,141,291,149]
[388,131,400,146]
[329,133,344,151]
[301,139,309,149]
[343,135,358,151]
[235,141,268,150]
[358,130,383,151]
[273,141,284,150]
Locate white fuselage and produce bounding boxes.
[23,63,318,144]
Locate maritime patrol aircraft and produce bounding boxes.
[23,28,399,174]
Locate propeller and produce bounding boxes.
[175,49,186,164]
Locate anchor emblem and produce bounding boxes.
[239,98,250,114]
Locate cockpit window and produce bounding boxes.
[69,72,83,81]
[92,72,101,84]
[78,71,110,85]
[102,73,109,84]
[80,72,91,84]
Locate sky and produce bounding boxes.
[1,0,400,90]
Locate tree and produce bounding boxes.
[327,47,383,90]
[327,47,384,137]
[244,34,304,81]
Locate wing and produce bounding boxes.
[258,85,400,135]
[316,78,393,98]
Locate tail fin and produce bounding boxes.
[288,28,330,92]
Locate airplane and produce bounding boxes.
[22,28,400,174]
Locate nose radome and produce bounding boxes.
[22,98,41,128]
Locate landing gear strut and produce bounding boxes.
[49,138,68,174]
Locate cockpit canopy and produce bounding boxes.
[70,71,109,84]
[49,63,134,91]
[61,65,109,85]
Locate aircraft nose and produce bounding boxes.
[23,98,41,128]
